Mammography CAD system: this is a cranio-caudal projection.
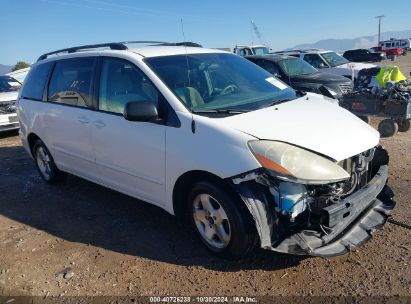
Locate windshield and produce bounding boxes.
[277,57,318,76]
[145,53,297,113]
[0,76,21,93]
[321,52,349,67]
[253,47,270,55]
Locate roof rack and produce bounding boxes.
[272,50,304,54]
[158,41,202,47]
[37,41,202,61]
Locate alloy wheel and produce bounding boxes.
[193,193,231,249]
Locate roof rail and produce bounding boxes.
[272,50,304,54]
[37,41,202,61]
[37,42,129,61]
[37,40,202,61]
[157,41,202,47]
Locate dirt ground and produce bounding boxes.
[0,56,410,300]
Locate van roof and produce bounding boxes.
[130,46,227,58]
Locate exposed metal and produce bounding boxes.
[229,147,396,257]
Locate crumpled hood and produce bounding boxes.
[217,93,379,161]
[0,92,19,103]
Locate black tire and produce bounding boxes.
[187,181,257,259]
[378,119,399,138]
[358,116,370,124]
[397,119,411,132]
[33,140,67,184]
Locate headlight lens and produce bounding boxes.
[248,140,350,184]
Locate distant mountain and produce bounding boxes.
[0,64,13,75]
[291,30,411,52]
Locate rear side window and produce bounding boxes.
[257,59,281,76]
[303,54,326,69]
[48,58,95,108]
[21,62,52,101]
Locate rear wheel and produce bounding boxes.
[33,140,67,183]
[397,119,410,132]
[378,119,398,138]
[188,181,257,259]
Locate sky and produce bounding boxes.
[1,0,411,65]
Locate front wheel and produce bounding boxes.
[33,140,67,183]
[188,181,257,259]
[378,119,398,138]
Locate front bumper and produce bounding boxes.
[0,123,19,132]
[233,165,395,257]
[0,114,19,132]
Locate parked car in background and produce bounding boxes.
[6,67,31,83]
[246,54,352,101]
[273,49,376,80]
[233,44,270,56]
[0,75,21,132]
[372,45,405,57]
[18,42,395,259]
[343,49,386,63]
[379,38,411,51]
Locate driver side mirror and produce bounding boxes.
[123,101,159,122]
[318,63,327,69]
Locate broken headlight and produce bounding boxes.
[248,140,350,185]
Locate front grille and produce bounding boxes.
[0,101,16,114]
[339,84,353,95]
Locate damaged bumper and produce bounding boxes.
[232,165,395,257]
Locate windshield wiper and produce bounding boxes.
[192,108,247,115]
[264,91,307,108]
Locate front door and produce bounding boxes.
[90,57,167,205]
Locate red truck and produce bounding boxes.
[371,46,404,56]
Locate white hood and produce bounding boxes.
[0,91,19,103]
[217,94,379,161]
[338,62,376,72]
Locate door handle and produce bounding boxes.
[92,120,106,128]
[77,116,90,124]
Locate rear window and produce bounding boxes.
[21,62,52,101]
[48,58,95,108]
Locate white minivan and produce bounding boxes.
[17,42,395,259]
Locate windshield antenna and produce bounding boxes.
[180,18,191,87]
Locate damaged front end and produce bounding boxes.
[0,100,19,131]
[229,146,395,257]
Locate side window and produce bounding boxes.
[48,58,95,108]
[303,54,326,69]
[257,60,281,76]
[99,58,159,114]
[21,62,52,101]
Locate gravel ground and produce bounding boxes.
[0,56,410,300]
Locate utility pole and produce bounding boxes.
[376,15,385,45]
